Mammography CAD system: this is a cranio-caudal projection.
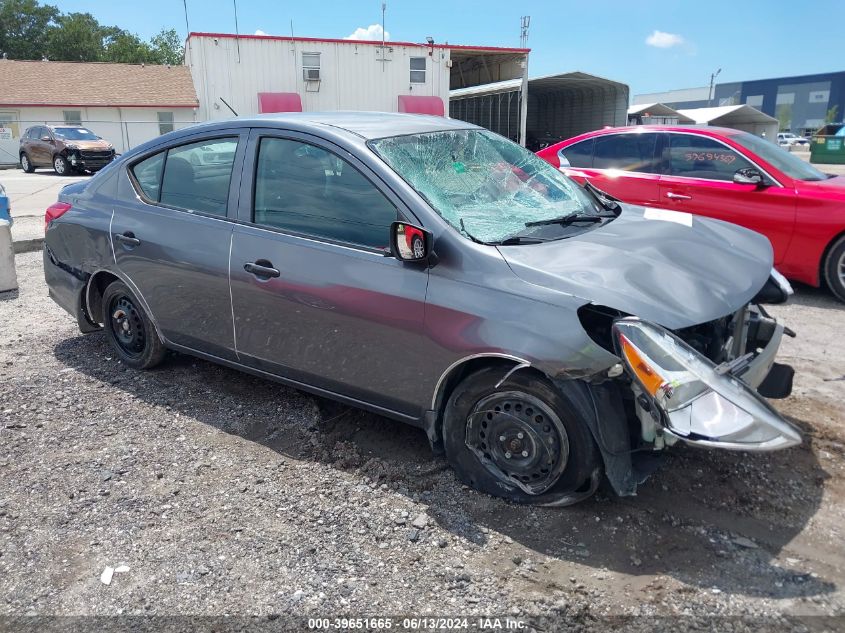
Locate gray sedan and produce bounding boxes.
[43,112,800,506]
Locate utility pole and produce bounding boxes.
[381,3,387,72]
[519,16,530,147]
[709,67,721,106]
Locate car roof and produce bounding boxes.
[564,124,745,144]
[183,112,479,141]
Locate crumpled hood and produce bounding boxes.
[498,204,773,330]
[67,140,111,150]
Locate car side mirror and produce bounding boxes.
[390,221,431,262]
[40,136,52,142]
[734,167,764,186]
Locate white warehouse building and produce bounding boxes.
[185,31,531,139]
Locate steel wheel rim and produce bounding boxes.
[54,157,65,174]
[465,391,569,495]
[109,296,146,358]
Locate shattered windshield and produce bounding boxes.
[370,129,604,244]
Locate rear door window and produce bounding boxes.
[593,133,660,172]
[558,139,594,168]
[130,137,239,216]
[667,134,753,181]
[132,151,166,201]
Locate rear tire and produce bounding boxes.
[442,367,601,505]
[101,280,167,370]
[823,235,845,303]
[53,154,69,176]
[20,153,35,173]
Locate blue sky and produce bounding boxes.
[50,0,843,96]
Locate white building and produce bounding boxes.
[185,31,530,140]
[0,59,199,163]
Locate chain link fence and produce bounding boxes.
[0,117,200,166]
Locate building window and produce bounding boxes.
[63,110,82,125]
[745,95,764,107]
[776,92,795,105]
[158,112,175,135]
[410,57,426,84]
[302,53,320,81]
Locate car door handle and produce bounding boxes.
[114,232,141,247]
[244,260,281,279]
[666,192,692,200]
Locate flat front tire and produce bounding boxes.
[101,280,166,370]
[443,367,601,505]
[824,235,845,303]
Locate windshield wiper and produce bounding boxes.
[524,213,605,228]
[583,180,621,213]
[496,236,545,245]
[459,218,488,245]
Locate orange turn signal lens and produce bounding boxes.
[619,334,666,397]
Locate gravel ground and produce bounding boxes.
[1,251,844,630]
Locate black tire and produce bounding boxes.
[53,154,69,176]
[443,367,601,505]
[101,280,167,370]
[20,153,35,173]
[823,235,845,303]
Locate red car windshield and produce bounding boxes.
[730,131,827,181]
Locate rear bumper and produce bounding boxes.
[43,247,99,333]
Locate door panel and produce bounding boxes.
[111,204,236,358]
[110,132,247,359]
[658,134,797,263]
[31,127,50,164]
[230,228,429,415]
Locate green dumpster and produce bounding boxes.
[810,123,845,164]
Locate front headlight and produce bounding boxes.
[613,318,801,450]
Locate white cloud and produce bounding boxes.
[345,24,390,41]
[645,30,684,48]
[254,29,267,36]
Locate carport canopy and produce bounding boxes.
[677,105,779,139]
[628,103,694,125]
[449,71,629,147]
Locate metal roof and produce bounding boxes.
[188,32,530,54]
[677,105,778,125]
[449,71,628,100]
[628,103,695,123]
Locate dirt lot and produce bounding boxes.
[1,251,844,630]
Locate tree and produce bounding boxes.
[775,104,793,132]
[103,27,155,64]
[826,105,840,124]
[149,28,183,65]
[45,12,105,61]
[0,0,59,60]
[1,0,183,64]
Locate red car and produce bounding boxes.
[537,126,845,301]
